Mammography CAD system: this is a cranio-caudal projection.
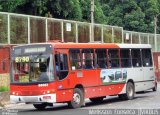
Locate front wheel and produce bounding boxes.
[68,88,84,108]
[33,103,47,110]
[124,82,135,100]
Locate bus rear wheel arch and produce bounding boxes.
[68,88,84,108]
[125,81,135,100]
[118,81,135,100]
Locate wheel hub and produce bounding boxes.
[128,86,133,97]
[73,93,80,104]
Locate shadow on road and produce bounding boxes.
[17,94,151,113]
[16,88,158,114]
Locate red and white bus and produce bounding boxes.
[10,41,157,109]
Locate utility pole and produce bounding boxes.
[91,0,94,42]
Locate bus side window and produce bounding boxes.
[131,49,142,67]
[108,49,120,68]
[142,49,152,67]
[69,49,82,70]
[120,49,131,68]
[55,53,69,80]
[96,49,107,68]
[82,49,94,69]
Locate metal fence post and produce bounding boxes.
[7,14,10,44]
[61,21,64,42]
[101,25,104,43]
[75,22,78,43]
[28,16,30,44]
[45,18,48,42]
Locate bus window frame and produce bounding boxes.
[108,48,120,68]
[131,49,142,67]
[82,48,95,70]
[69,49,82,71]
[54,49,70,81]
[95,48,108,69]
[141,48,153,67]
[120,49,132,68]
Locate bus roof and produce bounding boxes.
[117,44,152,49]
[13,42,152,49]
[51,43,152,49]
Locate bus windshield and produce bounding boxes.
[11,54,54,84]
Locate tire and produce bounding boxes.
[68,88,84,109]
[89,97,104,103]
[152,83,157,92]
[124,82,135,100]
[33,103,47,110]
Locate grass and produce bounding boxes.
[0,86,9,92]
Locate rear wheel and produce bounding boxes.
[89,97,104,103]
[68,88,84,108]
[33,103,47,110]
[124,82,135,100]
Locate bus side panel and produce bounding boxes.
[84,84,125,98]
[84,69,126,98]
[143,66,155,90]
[56,89,73,103]
[120,68,143,94]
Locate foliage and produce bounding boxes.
[0,0,160,33]
[0,86,9,92]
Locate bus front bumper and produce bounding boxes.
[10,94,56,104]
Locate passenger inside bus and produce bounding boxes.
[97,60,107,68]
[38,63,49,81]
[108,60,112,68]
[84,60,94,69]
[56,63,59,71]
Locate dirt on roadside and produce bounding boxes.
[0,92,10,107]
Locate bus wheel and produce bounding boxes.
[33,103,47,110]
[89,97,104,103]
[125,82,135,100]
[68,88,84,108]
[152,83,157,92]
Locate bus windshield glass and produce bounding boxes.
[11,54,54,83]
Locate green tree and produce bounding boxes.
[137,0,159,32]
[46,0,82,20]
[79,0,106,23]
[0,0,26,12]
[0,0,160,33]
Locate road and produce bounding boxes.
[1,83,160,115]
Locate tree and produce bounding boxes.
[0,0,26,12]
[137,0,159,32]
[79,0,106,23]
[46,0,82,20]
[0,0,160,33]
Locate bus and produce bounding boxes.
[10,41,157,109]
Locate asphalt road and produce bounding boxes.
[1,83,160,115]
